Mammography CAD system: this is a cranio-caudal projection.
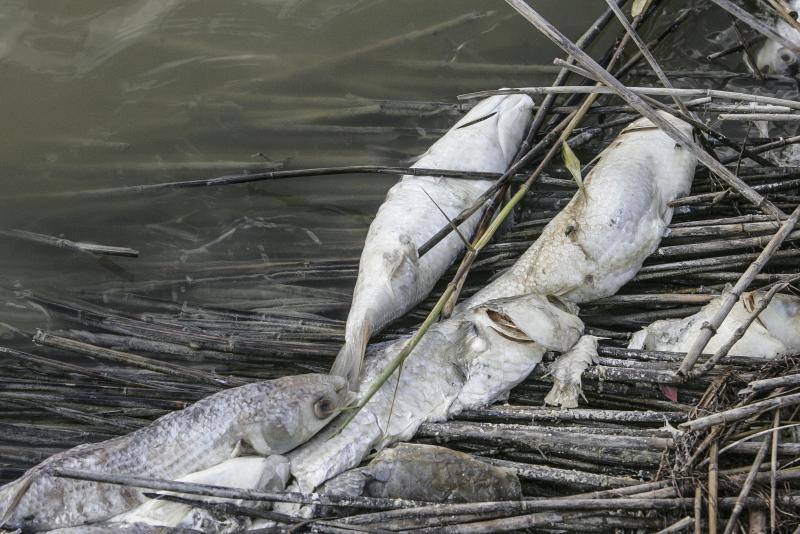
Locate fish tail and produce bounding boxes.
[330,322,371,387]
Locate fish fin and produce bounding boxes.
[543,335,600,409]
[496,97,529,162]
[628,329,648,350]
[331,322,372,387]
[387,235,418,282]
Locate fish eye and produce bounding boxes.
[313,397,335,419]
[791,11,798,20]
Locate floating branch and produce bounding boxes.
[0,229,138,258]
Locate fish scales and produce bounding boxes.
[331,94,534,385]
[0,374,347,531]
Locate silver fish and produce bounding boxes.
[290,293,583,492]
[629,289,800,358]
[315,443,521,513]
[330,93,534,385]
[0,374,348,531]
[457,111,697,310]
[112,456,290,533]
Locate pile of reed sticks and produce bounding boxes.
[2,0,800,531]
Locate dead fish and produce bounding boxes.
[287,113,698,496]
[457,111,697,310]
[628,289,800,358]
[112,456,290,533]
[330,93,534,385]
[0,374,348,532]
[315,443,521,514]
[290,293,583,493]
[750,2,800,75]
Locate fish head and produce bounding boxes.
[751,5,800,74]
[752,40,799,75]
[450,293,584,410]
[259,374,351,454]
[418,93,534,171]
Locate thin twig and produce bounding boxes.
[722,430,772,534]
[709,441,719,534]
[771,409,780,532]
[656,516,694,534]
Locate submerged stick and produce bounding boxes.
[676,204,800,378]
[0,229,138,258]
[0,346,163,391]
[706,36,762,61]
[33,331,244,389]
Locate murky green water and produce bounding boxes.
[0,0,774,325]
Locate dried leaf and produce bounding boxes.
[632,0,651,17]
[561,141,586,197]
